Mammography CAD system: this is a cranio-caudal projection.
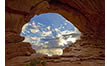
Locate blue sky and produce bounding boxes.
[20,13,80,55]
[21,13,75,38]
[29,13,75,31]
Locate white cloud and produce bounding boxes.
[42,45,48,48]
[21,23,29,33]
[31,37,40,40]
[32,24,38,29]
[23,37,30,42]
[42,31,52,36]
[38,22,41,25]
[58,37,67,46]
[32,21,35,25]
[44,41,49,44]
[26,31,30,33]
[60,30,73,35]
[56,34,62,37]
[54,28,60,31]
[74,27,81,33]
[30,37,41,44]
[66,37,77,43]
[36,48,63,56]
[30,29,39,33]
[47,26,51,30]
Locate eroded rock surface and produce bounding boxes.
[5,31,36,63]
[44,39,105,66]
[6,42,35,60]
[6,31,24,43]
[5,0,105,66]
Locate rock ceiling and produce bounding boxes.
[6,0,105,37]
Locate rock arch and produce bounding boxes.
[6,0,105,66]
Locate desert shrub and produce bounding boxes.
[26,60,47,66]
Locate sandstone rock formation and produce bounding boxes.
[5,0,105,66]
[6,31,24,43]
[5,31,36,61]
[6,32,36,65]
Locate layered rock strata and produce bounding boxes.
[5,0,105,66]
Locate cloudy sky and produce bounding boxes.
[20,13,81,56]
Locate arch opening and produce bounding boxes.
[20,13,81,56]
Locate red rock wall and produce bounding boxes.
[5,0,105,66]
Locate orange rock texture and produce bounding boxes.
[5,0,105,66]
